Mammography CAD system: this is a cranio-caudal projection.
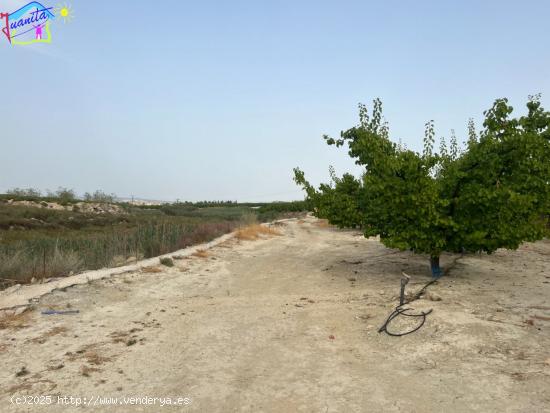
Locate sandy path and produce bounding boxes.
[1,217,549,412]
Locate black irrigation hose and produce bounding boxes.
[378,277,437,336]
[378,306,433,336]
[377,255,463,336]
[404,278,438,305]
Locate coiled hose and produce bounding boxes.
[378,275,437,336]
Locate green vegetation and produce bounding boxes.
[295,97,550,277]
[0,194,308,288]
[256,201,308,221]
[160,257,174,267]
[136,201,308,222]
[83,190,116,203]
[3,187,78,205]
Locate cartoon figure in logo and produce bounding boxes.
[5,2,55,45]
[34,23,43,39]
[1,1,73,45]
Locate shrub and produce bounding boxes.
[50,187,77,204]
[160,257,174,267]
[83,190,117,203]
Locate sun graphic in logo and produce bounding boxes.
[56,3,74,23]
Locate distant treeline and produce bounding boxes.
[1,188,309,213]
[137,201,309,221]
[1,188,116,204]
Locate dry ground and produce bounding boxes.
[1,216,549,412]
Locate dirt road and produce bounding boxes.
[1,217,549,412]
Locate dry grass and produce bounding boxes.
[0,309,31,330]
[110,331,128,344]
[0,248,83,286]
[67,343,111,368]
[192,249,210,258]
[235,224,281,241]
[84,351,111,365]
[0,207,237,289]
[0,251,26,282]
[29,326,68,344]
[314,219,330,228]
[141,266,162,273]
[109,329,139,345]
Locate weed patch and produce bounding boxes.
[235,224,281,241]
[160,257,174,267]
[192,249,209,258]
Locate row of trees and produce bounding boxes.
[294,97,550,277]
[5,187,116,203]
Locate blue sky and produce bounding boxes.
[1,0,549,201]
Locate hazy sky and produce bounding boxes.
[1,0,549,201]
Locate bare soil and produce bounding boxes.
[1,216,549,412]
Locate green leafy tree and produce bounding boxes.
[294,97,550,276]
[294,166,362,228]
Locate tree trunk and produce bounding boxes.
[430,255,443,278]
